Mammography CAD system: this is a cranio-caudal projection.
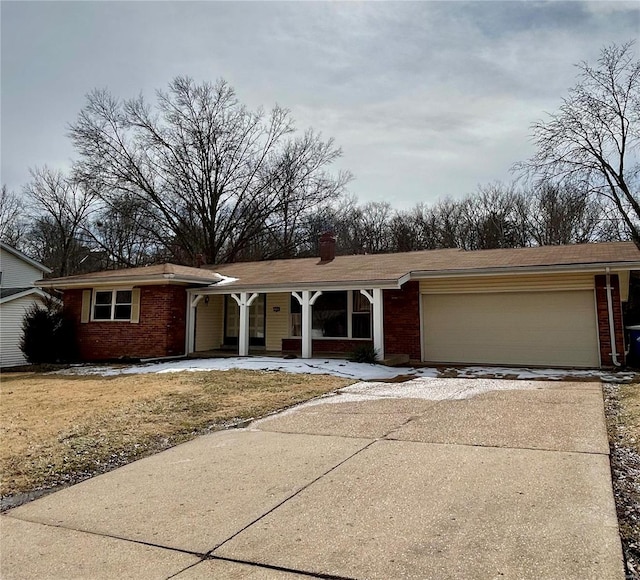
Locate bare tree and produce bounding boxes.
[517,42,640,246]
[245,130,351,260]
[70,77,347,265]
[89,193,163,268]
[458,184,524,250]
[0,186,27,248]
[526,182,605,245]
[23,167,96,276]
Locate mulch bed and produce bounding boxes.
[603,383,640,579]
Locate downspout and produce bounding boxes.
[605,268,622,367]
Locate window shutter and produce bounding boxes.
[81,290,91,323]
[130,288,141,323]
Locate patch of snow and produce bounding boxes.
[251,377,550,425]
[212,273,238,286]
[449,365,636,383]
[341,377,543,401]
[55,357,415,380]
[54,357,637,384]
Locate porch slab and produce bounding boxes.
[0,516,198,580]
[6,430,369,554]
[214,439,623,580]
[387,387,609,453]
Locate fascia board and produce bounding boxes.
[186,280,402,295]
[0,243,52,274]
[409,262,640,279]
[36,277,218,289]
[0,288,55,305]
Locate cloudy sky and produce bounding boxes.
[2,1,638,208]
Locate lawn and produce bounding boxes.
[0,369,351,503]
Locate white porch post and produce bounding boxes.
[187,294,203,354]
[231,292,259,356]
[360,288,384,362]
[292,290,322,359]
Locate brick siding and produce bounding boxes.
[383,281,421,361]
[595,274,625,367]
[64,285,187,361]
[282,338,373,355]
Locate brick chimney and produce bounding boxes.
[319,232,336,263]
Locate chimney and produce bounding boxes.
[319,232,336,263]
[195,253,205,268]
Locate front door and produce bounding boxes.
[224,294,266,347]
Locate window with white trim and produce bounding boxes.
[289,290,372,339]
[93,289,133,321]
[352,291,372,338]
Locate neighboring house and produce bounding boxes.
[37,236,640,369]
[0,243,52,368]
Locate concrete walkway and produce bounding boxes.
[1,379,625,579]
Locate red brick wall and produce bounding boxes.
[64,285,187,361]
[595,274,625,367]
[282,338,373,355]
[383,281,421,361]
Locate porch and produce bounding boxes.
[186,288,385,361]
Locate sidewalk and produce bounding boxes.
[1,379,625,579]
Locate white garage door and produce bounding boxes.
[422,290,600,368]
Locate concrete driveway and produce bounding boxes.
[1,378,625,579]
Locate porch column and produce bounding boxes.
[187,294,203,354]
[360,289,384,361]
[292,290,322,359]
[231,292,259,356]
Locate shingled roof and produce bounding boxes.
[38,263,228,288]
[203,241,640,289]
[38,241,640,290]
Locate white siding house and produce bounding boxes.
[0,243,51,367]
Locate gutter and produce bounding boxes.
[186,279,403,295]
[605,267,622,367]
[36,276,222,289]
[409,262,640,279]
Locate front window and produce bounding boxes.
[352,291,372,338]
[93,290,132,321]
[290,297,302,337]
[313,291,348,337]
[289,290,372,339]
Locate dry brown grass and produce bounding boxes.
[0,370,350,499]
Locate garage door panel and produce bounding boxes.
[422,291,599,368]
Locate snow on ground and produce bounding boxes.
[56,357,420,380]
[340,377,545,400]
[56,356,637,384]
[448,365,636,383]
[252,377,548,422]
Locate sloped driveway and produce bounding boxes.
[1,378,625,579]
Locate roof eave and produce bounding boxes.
[409,262,640,279]
[187,279,403,294]
[0,243,52,274]
[0,288,55,305]
[36,275,221,289]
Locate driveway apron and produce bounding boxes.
[1,379,625,579]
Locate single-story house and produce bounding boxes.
[37,236,640,369]
[1,242,52,367]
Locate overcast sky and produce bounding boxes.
[2,1,639,209]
